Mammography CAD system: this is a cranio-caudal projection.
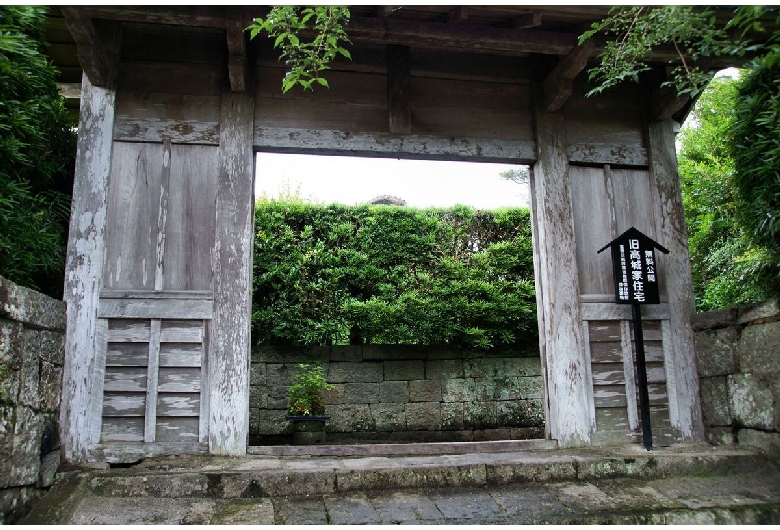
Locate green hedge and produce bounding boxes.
[252,202,537,348]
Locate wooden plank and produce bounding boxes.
[568,144,648,167]
[106,342,149,367]
[531,102,591,445]
[593,384,627,408]
[89,319,109,448]
[410,77,530,112]
[115,92,222,122]
[106,319,150,342]
[101,418,144,443]
[256,67,386,104]
[145,319,161,443]
[93,442,208,464]
[99,299,213,320]
[61,75,116,462]
[157,394,201,416]
[582,321,596,428]
[254,127,536,164]
[103,393,146,416]
[156,417,200,442]
[199,321,210,443]
[630,321,663,342]
[163,144,219,290]
[643,364,667,385]
[226,7,247,92]
[587,321,621,342]
[592,363,625,386]
[113,118,220,145]
[589,341,623,364]
[102,142,163,290]
[160,320,204,342]
[158,368,202,393]
[595,407,629,432]
[581,303,670,321]
[154,140,171,291]
[119,62,223,96]
[61,6,111,86]
[211,90,254,455]
[621,319,639,431]
[542,40,593,111]
[646,383,669,406]
[387,44,412,134]
[412,107,533,141]
[159,343,202,367]
[101,290,213,299]
[610,168,659,243]
[103,368,147,392]
[255,96,387,132]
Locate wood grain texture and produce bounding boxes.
[159,343,202,367]
[157,394,200,416]
[158,368,201,393]
[101,418,144,443]
[61,75,116,462]
[567,144,648,167]
[387,44,412,134]
[103,393,146,416]
[210,90,254,455]
[93,442,208,464]
[648,120,703,441]
[144,319,161,442]
[621,320,639,430]
[254,127,535,164]
[103,368,147,392]
[531,104,592,446]
[99,299,213,320]
[106,342,149,366]
[106,319,150,342]
[161,320,203,342]
[156,417,199,442]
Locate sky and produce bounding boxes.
[254,153,530,209]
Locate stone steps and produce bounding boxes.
[21,443,780,524]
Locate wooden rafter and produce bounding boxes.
[387,45,411,134]
[512,13,543,29]
[60,6,112,86]
[225,6,248,92]
[651,86,690,121]
[542,39,594,111]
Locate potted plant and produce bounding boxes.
[285,363,335,444]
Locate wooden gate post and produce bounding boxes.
[530,106,595,447]
[210,90,256,455]
[60,74,116,462]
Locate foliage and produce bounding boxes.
[580,6,780,98]
[678,75,775,309]
[0,6,76,298]
[287,363,334,416]
[247,6,351,93]
[252,202,536,349]
[499,167,529,186]
[729,51,780,294]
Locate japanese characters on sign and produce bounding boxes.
[597,227,669,305]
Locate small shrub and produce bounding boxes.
[287,363,335,416]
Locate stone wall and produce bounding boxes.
[250,343,544,444]
[693,298,780,453]
[0,276,65,524]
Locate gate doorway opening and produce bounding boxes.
[249,153,542,446]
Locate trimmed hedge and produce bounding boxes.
[252,202,537,348]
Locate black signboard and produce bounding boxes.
[597,227,669,305]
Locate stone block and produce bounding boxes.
[442,378,476,403]
[267,385,289,410]
[39,361,62,412]
[405,402,441,431]
[370,403,406,432]
[38,330,65,365]
[266,363,303,388]
[379,381,408,403]
[326,404,375,432]
[699,376,731,426]
[705,426,734,446]
[341,383,379,404]
[489,376,543,400]
[408,380,441,402]
[0,367,19,403]
[425,359,463,380]
[694,327,738,377]
[249,362,267,386]
[464,357,541,378]
[257,409,290,435]
[737,428,780,454]
[328,362,382,383]
[497,400,545,428]
[323,384,344,405]
[330,346,363,362]
[441,402,464,430]
[363,345,427,361]
[11,407,42,486]
[728,373,774,430]
[19,330,40,410]
[248,407,260,435]
[0,276,65,330]
[0,321,22,370]
[737,321,780,375]
[384,360,424,381]
[474,428,511,441]
[463,401,497,429]
[690,307,738,331]
[38,451,60,488]
[249,385,268,409]
[737,298,780,325]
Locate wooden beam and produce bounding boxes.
[447,7,469,24]
[376,6,403,18]
[211,90,255,456]
[226,6,247,92]
[387,45,411,134]
[567,143,648,167]
[512,13,543,29]
[542,40,594,111]
[254,127,536,164]
[60,6,112,86]
[651,85,690,121]
[346,16,578,55]
[60,74,116,462]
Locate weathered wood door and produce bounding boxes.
[96,139,217,458]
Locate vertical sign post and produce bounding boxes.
[598,227,669,450]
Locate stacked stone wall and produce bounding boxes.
[0,276,65,523]
[250,343,544,444]
[693,298,780,453]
